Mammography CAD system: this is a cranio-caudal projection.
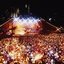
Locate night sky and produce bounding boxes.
[0,0,64,27]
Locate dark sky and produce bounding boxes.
[0,0,64,27]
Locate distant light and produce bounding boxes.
[49,18,52,21]
[25,4,28,8]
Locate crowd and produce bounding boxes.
[0,33,64,64]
